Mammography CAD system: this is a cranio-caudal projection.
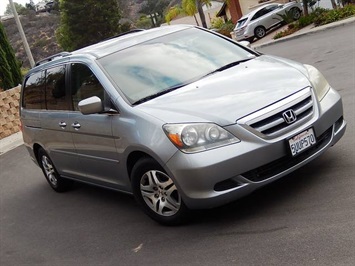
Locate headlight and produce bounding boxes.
[304,64,330,101]
[163,123,240,153]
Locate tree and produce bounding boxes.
[56,0,122,51]
[25,0,36,11]
[165,0,211,28]
[0,48,14,91]
[4,2,26,15]
[139,0,169,27]
[0,22,22,90]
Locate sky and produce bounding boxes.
[0,0,40,16]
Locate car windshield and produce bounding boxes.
[99,28,255,104]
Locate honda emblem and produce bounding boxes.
[283,109,297,124]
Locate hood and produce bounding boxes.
[137,55,311,126]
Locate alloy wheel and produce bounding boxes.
[255,27,266,38]
[140,170,181,217]
[41,155,58,187]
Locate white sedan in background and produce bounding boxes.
[234,2,302,42]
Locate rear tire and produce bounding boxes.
[246,37,254,43]
[131,157,188,225]
[38,148,73,192]
[254,26,266,39]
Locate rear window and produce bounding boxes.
[45,65,69,110]
[23,66,70,110]
[236,18,248,28]
[23,71,46,109]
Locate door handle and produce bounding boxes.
[59,121,67,129]
[71,122,81,130]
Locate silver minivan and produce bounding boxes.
[21,25,346,224]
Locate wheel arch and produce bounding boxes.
[33,143,44,164]
[125,143,177,182]
[254,25,266,33]
[126,151,151,180]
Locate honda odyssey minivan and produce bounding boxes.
[20,25,346,224]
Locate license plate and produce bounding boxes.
[288,128,316,156]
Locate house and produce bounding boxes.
[35,1,55,12]
[35,1,47,12]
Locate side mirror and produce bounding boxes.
[239,40,251,48]
[78,96,104,115]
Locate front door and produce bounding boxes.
[67,63,121,185]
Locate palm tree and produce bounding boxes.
[165,0,211,28]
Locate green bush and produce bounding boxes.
[216,20,235,38]
[313,4,355,26]
[274,5,355,39]
[277,9,296,25]
[210,17,224,29]
[296,15,314,28]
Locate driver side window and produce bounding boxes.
[70,63,105,111]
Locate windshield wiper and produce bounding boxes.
[132,84,185,105]
[206,57,255,76]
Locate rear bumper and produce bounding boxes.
[235,32,253,42]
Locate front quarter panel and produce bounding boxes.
[110,99,178,186]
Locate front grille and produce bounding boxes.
[238,88,314,137]
[241,127,333,182]
[250,96,313,135]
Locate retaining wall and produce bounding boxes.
[0,86,21,139]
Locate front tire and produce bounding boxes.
[131,157,188,225]
[291,8,301,20]
[38,148,72,192]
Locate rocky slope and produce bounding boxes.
[2,11,61,69]
[2,0,181,69]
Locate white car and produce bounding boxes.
[234,2,302,42]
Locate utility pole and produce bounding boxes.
[9,0,35,67]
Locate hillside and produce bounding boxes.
[2,11,61,69]
[2,0,182,69]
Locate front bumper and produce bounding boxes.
[165,88,346,209]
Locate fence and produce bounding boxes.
[0,85,21,139]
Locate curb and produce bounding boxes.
[0,132,24,155]
[253,16,355,49]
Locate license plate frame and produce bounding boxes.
[288,128,317,157]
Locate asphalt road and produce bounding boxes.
[1,23,354,266]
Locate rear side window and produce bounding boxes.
[23,71,46,109]
[251,8,267,21]
[45,65,70,110]
[70,63,105,111]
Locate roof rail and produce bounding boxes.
[101,29,145,42]
[35,52,71,66]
